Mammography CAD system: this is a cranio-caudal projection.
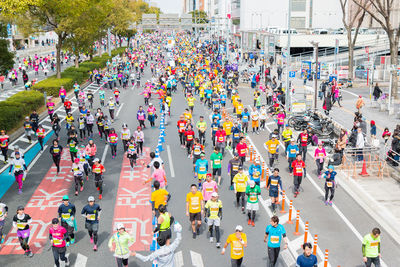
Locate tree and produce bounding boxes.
[189,10,209,24]
[0,23,15,75]
[353,0,399,98]
[339,0,365,81]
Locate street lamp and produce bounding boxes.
[310,41,319,111]
[285,0,292,114]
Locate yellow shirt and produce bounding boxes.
[205,200,222,219]
[236,104,244,115]
[151,189,169,209]
[186,191,203,213]
[233,173,248,192]
[266,139,280,154]
[223,121,233,135]
[184,112,192,121]
[226,233,247,259]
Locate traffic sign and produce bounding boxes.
[289,71,295,78]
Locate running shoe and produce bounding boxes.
[247,219,251,225]
[99,194,102,200]
[90,237,93,244]
[209,237,213,243]
[216,243,221,248]
[93,244,97,251]
[192,232,196,239]
[70,238,75,245]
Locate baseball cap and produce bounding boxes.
[88,196,95,202]
[62,195,69,201]
[17,206,24,211]
[116,223,125,230]
[328,165,334,170]
[235,225,243,232]
[93,158,100,162]
[52,218,59,224]
[211,192,218,198]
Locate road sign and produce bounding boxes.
[289,71,295,78]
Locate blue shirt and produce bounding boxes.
[267,175,282,190]
[249,164,262,182]
[212,113,222,124]
[286,144,299,158]
[296,254,318,267]
[323,170,337,181]
[242,112,250,122]
[211,122,220,134]
[195,159,208,174]
[265,224,286,248]
[220,94,227,104]
[232,127,241,140]
[205,89,212,98]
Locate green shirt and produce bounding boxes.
[196,121,207,132]
[210,152,223,169]
[362,234,380,258]
[246,185,261,203]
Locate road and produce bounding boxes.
[0,45,399,267]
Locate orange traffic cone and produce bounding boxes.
[359,160,369,176]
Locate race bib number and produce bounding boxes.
[214,159,221,165]
[270,179,278,186]
[17,223,25,229]
[88,214,96,221]
[199,167,206,172]
[53,238,62,245]
[53,148,59,153]
[326,182,333,188]
[61,213,70,220]
[270,236,280,244]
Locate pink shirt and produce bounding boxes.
[277,113,285,125]
[314,147,326,162]
[49,226,67,248]
[151,168,166,188]
[202,180,218,201]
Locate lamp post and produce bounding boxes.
[285,0,292,113]
[311,41,320,110]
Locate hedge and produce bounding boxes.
[0,90,44,131]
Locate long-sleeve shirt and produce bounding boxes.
[135,232,182,267]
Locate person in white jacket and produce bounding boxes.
[132,222,182,267]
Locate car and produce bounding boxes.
[354,65,368,79]
[312,29,329,35]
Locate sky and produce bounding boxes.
[151,0,182,14]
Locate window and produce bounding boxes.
[291,17,306,29]
[291,0,306,12]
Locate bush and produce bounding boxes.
[0,91,44,131]
[32,77,74,97]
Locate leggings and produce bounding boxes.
[186,140,193,155]
[122,140,129,152]
[116,257,128,267]
[136,141,143,154]
[70,151,77,162]
[1,147,7,161]
[316,159,324,175]
[79,129,86,139]
[52,246,67,267]
[138,120,145,128]
[236,192,245,208]
[15,172,23,189]
[86,124,93,137]
[247,210,256,221]
[52,155,61,173]
[179,132,185,145]
[53,125,60,139]
[38,137,44,150]
[18,235,30,251]
[110,144,117,157]
[97,126,104,138]
[95,176,103,194]
[299,146,307,161]
[231,257,243,267]
[268,247,280,267]
[209,225,220,243]
[198,131,206,145]
[74,175,84,192]
[109,109,115,120]
[88,229,98,245]
[324,185,335,201]
[260,119,266,129]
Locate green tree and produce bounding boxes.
[189,10,209,24]
[0,23,15,75]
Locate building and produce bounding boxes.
[183,0,206,13]
[236,0,342,31]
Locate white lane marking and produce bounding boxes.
[174,250,184,267]
[27,145,48,171]
[75,252,88,267]
[167,145,175,177]
[116,103,124,117]
[341,89,359,98]
[190,250,204,267]
[101,145,109,164]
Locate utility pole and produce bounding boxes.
[311,41,319,110]
[107,28,111,56]
[285,0,292,113]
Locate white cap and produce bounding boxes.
[149,103,153,106]
[93,158,100,162]
[88,196,95,202]
[235,225,243,232]
[211,192,218,197]
[116,223,125,230]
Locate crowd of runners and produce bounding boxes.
[0,32,385,267]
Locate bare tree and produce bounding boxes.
[353,0,399,98]
[339,0,365,81]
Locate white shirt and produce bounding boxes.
[356,132,365,148]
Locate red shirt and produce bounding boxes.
[185,130,195,141]
[215,130,226,143]
[93,164,105,174]
[292,160,305,176]
[299,133,308,146]
[236,142,247,157]
[64,101,72,109]
[177,120,186,133]
[36,128,45,137]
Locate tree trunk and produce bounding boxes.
[74,54,79,68]
[389,38,399,99]
[347,32,354,80]
[56,36,62,79]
